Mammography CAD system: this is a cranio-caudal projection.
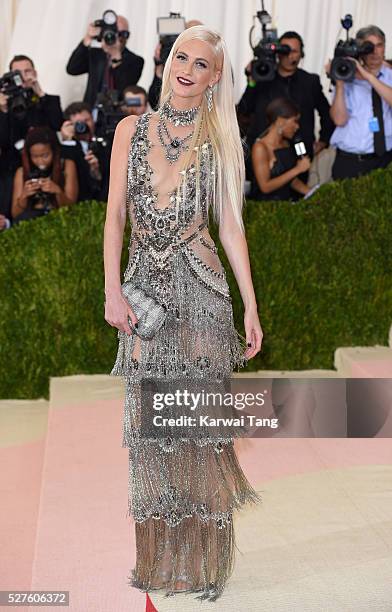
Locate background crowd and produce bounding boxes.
[1,10,392,232]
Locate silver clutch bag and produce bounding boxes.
[121,280,167,340]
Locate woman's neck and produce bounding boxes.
[169,94,202,110]
[264,128,286,148]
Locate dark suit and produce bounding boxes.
[66,41,144,107]
[237,68,334,156]
[237,68,335,190]
[61,140,110,201]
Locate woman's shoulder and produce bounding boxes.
[115,112,151,139]
[252,137,269,156]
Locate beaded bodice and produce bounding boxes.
[124,112,231,306]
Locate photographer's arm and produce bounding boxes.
[39,95,64,131]
[313,75,335,146]
[66,41,90,75]
[330,80,348,126]
[366,73,392,107]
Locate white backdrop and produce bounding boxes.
[1,0,392,107]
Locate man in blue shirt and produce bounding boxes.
[330,25,392,179]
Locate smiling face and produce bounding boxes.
[169,38,222,106]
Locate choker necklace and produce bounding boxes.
[159,100,200,126]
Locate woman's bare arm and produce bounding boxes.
[59,158,79,204]
[11,167,26,218]
[218,200,263,359]
[252,141,301,193]
[103,115,138,334]
[290,177,309,195]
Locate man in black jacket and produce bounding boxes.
[60,101,110,202]
[0,54,63,229]
[66,15,144,108]
[238,32,334,165]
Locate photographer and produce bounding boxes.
[329,26,392,179]
[148,19,202,110]
[60,101,110,201]
[251,97,310,200]
[120,85,148,116]
[11,126,78,224]
[66,13,144,108]
[238,32,334,165]
[0,55,63,227]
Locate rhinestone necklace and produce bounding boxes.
[159,100,200,127]
[157,117,194,164]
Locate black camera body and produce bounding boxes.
[94,9,118,46]
[331,39,374,81]
[156,13,186,65]
[74,120,90,136]
[330,14,374,81]
[251,40,291,82]
[95,90,124,141]
[0,70,34,117]
[248,4,290,83]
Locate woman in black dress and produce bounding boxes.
[251,97,310,201]
[12,126,78,224]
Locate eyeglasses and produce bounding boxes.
[118,30,130,40]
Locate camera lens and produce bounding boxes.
[74,121,89,135]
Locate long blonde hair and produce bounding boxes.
[159,26,245,234]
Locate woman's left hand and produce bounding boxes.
[244,306,263,360]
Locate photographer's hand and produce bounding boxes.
[0,92,9,113]
[83,23,101,47]
[24,73,45,97]
[349,57,372,81]
[85,150,102,180]
[154,43,163,78]
[60,120,75,141]
[313,140,327,155]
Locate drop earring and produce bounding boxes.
[277,124,283,136]
[206,85,213,112]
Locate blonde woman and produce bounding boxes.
[104,25,263,601]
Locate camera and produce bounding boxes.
[89,136,108,156]
[95,90,125,141]
[74,120,90,136]
[156,12,186,65]
[93,9,118,46]
[248,1,290,82]
[0,70,34,117]
[330,14,374,81]
[123,97,141,107]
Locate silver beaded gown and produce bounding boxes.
[110,110,261,602]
